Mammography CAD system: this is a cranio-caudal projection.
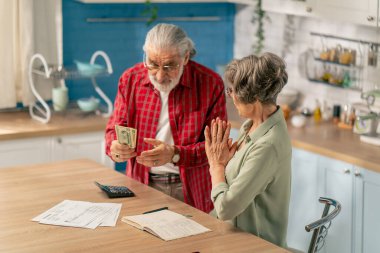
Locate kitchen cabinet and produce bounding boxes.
[308,0,378,27]
[262,0,315,17]
[354,167,380,253]
[318,156,354,253]
[0,138,52,168]
[0,131,113,169]
[52,132,113,167]
[287,148,321,252]
[263,0,378,27]
[319,159,380,253]
[289,149,380,253]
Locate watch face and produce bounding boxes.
[172,154,180,163]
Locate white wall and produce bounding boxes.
[234,5,380,111]
[33,0,63,99]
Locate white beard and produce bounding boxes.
[149,65,184,93]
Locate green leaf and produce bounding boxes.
[141,0,159,26]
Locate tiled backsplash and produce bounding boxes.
[234,5,380,111]
[62,0,234,102]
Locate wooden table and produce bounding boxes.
[0,159,288,253]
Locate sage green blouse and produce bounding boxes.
[210,108,291,247]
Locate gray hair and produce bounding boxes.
[143,23,196,58]
[224,52,288,105]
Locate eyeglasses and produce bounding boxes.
[143,53,180,74]
[225,87,233,98]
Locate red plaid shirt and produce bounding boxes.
[105,60,227,213]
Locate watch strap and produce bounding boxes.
[172,145,180,164]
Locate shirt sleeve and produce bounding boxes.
[105,73,133,157]
[211,142,278,220]
[176,79,227,168]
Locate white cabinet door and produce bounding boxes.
[0,138,51,168]
[287,148,380,253]
[354,167,380,253]
[262,0,316,17]
[52,132,113,168]
[0,132,114,169]
[309,0,378,27]
[287,148,321,251]
[318,156,354,253]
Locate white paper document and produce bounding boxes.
[122,209,211,241]
[32,200,122,229]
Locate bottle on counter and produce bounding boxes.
[314,99,322,123]
[332,104,341,124]
[338,104,355,129]
[321,100,332,121]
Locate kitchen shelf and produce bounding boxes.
[32,66,111,80]
[311,32,380,47]
[308,78,362,91]
[77,0,255,4]
[86,16,222,23]
[28,51,114,124]
[306,32,369,92]
[314,58,363,69]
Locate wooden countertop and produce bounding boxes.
[287,120,380,173]
[229,113,380,173]
[0,159,288,253]
[0,110,108,141]
[1,109,379,173]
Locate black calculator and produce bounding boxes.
[94,181,135,198]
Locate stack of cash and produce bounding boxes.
[115,125,137,148]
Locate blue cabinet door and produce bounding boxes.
[354,167,380,253]
[318,156,354,253]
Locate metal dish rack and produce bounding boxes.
[305,32,380,92]
[28,51,113,123]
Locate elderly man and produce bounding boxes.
[105,23,227,213]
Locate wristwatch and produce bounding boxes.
[171,146,180,164]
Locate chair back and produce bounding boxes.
[305,197,341,253]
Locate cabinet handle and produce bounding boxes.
[367,16,375,21]
[306,7,312,13]
[354,171,361,177]
[344,169,350,174]
[57,137,62,144]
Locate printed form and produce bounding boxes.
[32,200,122,229]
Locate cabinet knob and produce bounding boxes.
[57,137,62,144]
[354,171,361,177]
[344,169,351,174]
[306,6,312,13]
[367,16,375,22]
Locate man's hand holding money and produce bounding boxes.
[111,125,137,162]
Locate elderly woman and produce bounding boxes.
[204,52,291,247]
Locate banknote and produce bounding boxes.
[115,125,137,148]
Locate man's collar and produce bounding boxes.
[179,63,193,88]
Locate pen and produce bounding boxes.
[143,207,168,214]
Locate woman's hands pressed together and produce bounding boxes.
[205,118,237,187]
